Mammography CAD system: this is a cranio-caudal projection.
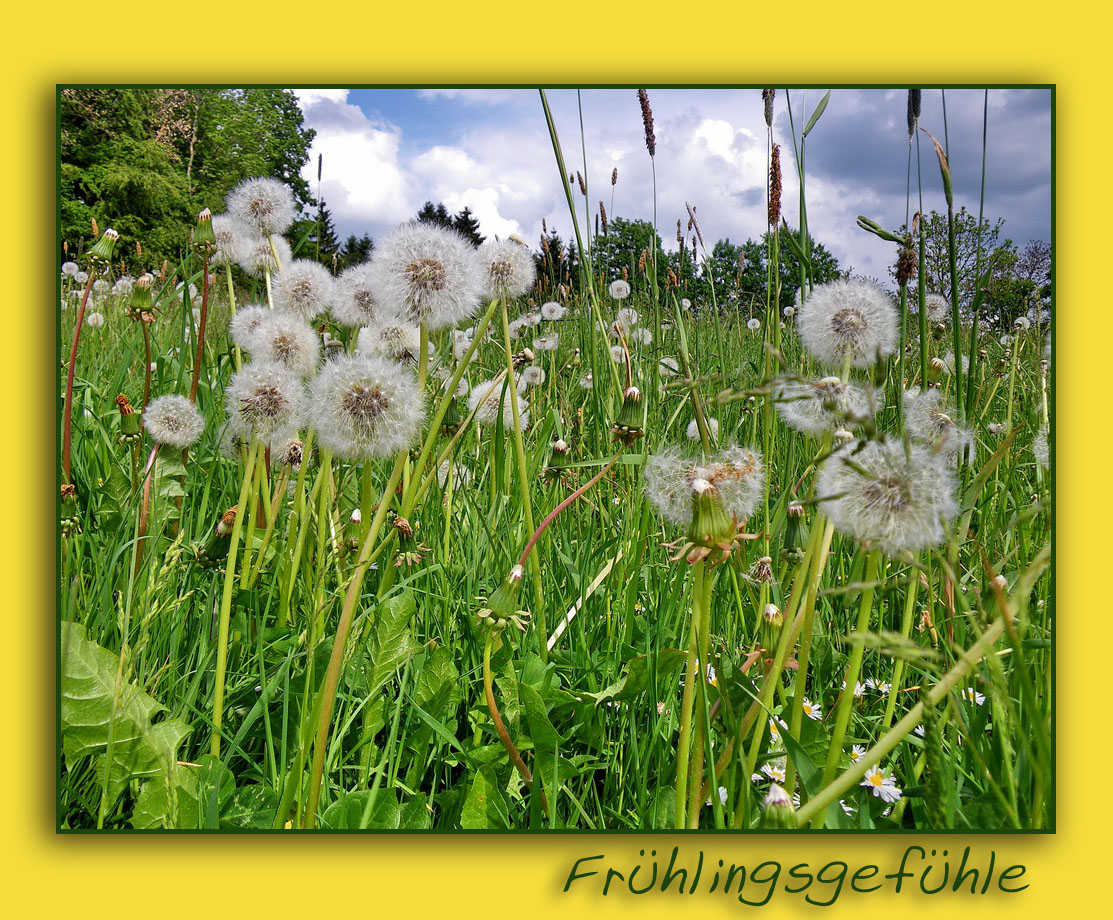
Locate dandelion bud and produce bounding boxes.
[760,784,796,829]
[781,499,809,563]
[761,603,784,655]
[610,386,645,445]
[686,479,736,554]
[512,347,535,370]
[195,507,237,566]
[87,228,119,267]
[60,483,80,537]
[276,438,303,469]
[440,394,463,434]
[192,207,216,257]
[477,565,531,632]
[750,555,774,584]
[115,393,142,443]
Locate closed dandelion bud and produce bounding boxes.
[341,509,362,556]
[192,207,216,257]
[392,514,428,568]
[760,603,784,654]
[115,393,142,443]
[477,565,531,632]
[781,499,809,562]
[928,357,945,382]
[760,784,796,829]
[610,385,645,445]
[128,274,156,322]
[196,506,237,566]
[60,483,80,536]
[87,228,119,267]
[687,479,736,551]
[440,394,462,433]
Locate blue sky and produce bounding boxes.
[293,88,1052,284]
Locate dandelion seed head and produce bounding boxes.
[1033,428,1049,468]
[310,354,425,459]
[579,372,594,390]
[912,292,950,324]
[229,305,273,353]
[225,362,303,439]
[479,238,536,299]
[645,444,764,527]
[609,344,627,364]
[659,357,680,377]
[238,234,292,278]
[609,279,631,300]
[253,313,321,378]
[370,223,484,330]
[630,327,653,346]
[520,365,546,387]
[904,387,974,458]
[272,259,335,322]
[797,278,897,368]
[210,214,252,267]
[818,438,958,555]
[357,319,421,364]
[774,376,875,436]
[61,261,79,276]
[747,317,762,331]
[686,417,719,441]
[225,176,297,237]
[85,312,105,329]
[615,307,639,332]
[468,376,529,430]
[541,301,567,321]
[143,394,206,448]
[533,334,559,352]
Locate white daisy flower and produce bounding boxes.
[849,744,866,763]
[962,687,986,706]
[860,765,902,803]
[801,698,822,721]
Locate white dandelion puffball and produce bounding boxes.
[903,388,974,457]
[369,223,484,330]
[774,376,874,437]
[681,298,692,310]
[225,176,297,237]
[541,301,567,321]
[238,234,292,278]
[533,334,559,352]
[523,311,542,328]
[112,277,134,295]
[62,261,79,277]
[644,444,765,527]
[357,319,421,364]
[1033,428,1049,468]
[520,365,546,387]
[310,354,425,459]
[609,279,631,300]
[85,312,106,329]
[229,304,273,353]
[272,259,335,321]
[579,372,594,390]
[659,357,680,377]
[143,394,206,448]
[630,327,653,346]
[1014,315,1031,331]
[615,307,640,332]
[797,278,898,369]
[507,317,528,339]
[747,318,762,331]
[910,292,950,324]
[437,459,472,490]
[253,313,322,378]
[468,376,529,430]
[817,437,958,556]
[783,306,795,318]
[225,362,304,439]
[211,214,252,267]
[686,417,719,441]
[76,271,89,284]
[92,278,110,296]
[332,263,383,328]
[479,238,536,299]
[609,344,627,364]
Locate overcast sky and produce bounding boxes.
[292,87,1051,283]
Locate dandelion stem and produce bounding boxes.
[673,560,704,829]
[61,270,97,483]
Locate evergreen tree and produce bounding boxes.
[416,201,453,228]
[451,206,485,245]
[339,233,374,270]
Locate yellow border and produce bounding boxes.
[7,3,1103,915]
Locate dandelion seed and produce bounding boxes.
[579,372,594,390]
[357,319,422,364]
[686,417,719,441]
[747,317,762,331]
[797,278,898,369]
[143,394,206,448]
[226,176,297,236]
[253,313,321,378]
[860,765,902,803]
[541,301,566,321]
[272,259,335,322]
[479,238,536,299]
[370,223,484,330]
[468,376,529,430]
[520,365,546,387]
[85,312,105,329]
[225,362,303,439]
[310,354,425,459]
[818,437,958,556]
[239,235,292,278]
[609,279,631,300]
[644,444,765,528]
[774,376,875,437]
[210,214,252,266]
[1033,428,1049,468]
[903,387,975,458]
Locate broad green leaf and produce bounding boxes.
[585,648,687,704]
[320,788,401,830]
[460,765,509,829]
[343,590,419,695]
[405,646,460,755]
[60,621,191,808]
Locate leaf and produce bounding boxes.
[802,90,832,138]
[585,648,687,704]
[60,621,191,809]
[405,646,460,755]
[343,591,419,695]
[519,682,565,751]
[460,766,509,829]
[320,788,401,830]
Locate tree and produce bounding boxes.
[339,233,374,270]
[451,207,485,246]
[590,217,666,293]
[416,201,453,228]
[288,199,341,265]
